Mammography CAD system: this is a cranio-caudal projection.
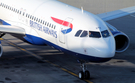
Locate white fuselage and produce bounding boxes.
[0,0,115,62]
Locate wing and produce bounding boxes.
[0,25,25,35]
[97,6,135,21]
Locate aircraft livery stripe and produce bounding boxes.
[51,17,73,34]
[51,17,73,29]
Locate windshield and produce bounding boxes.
[75,30,101,38]
[75,30,82,37]
[80,30,88,37]
[89,31,101,38]
[101,30,110,38]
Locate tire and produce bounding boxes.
[85,70,90,79]
[79,71,84,80]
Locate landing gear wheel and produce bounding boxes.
[85,70,90,79]
[79,71,84,80]
[78,60,90,80]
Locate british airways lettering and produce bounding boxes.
[43,26,57,38]
[30,20,57,38]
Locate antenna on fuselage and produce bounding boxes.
[81,6,84,14]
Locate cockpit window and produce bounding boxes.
[89,31,101,38]
[101,30,110,38]
[75,30,101,38]
[75,30,82,37]
[80,30,88,37]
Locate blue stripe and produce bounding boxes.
[24,34,45,45]
[111,31,120,35]
[61,28,72,34]
[0,19,11,25]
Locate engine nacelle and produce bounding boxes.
[111,31,130,53]
[0,42,3,57]
[105,22,130,53]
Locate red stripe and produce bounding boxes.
[51,17,73,29]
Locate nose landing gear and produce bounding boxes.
[78,61,90,79]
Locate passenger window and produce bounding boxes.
[7,6,9,9]
[41,20,42,23]
[80,31,88,37]
[29,16,31,19]
[11,8,13,11]
[28,15,30,18]
[26,14,28,17]
[8,6,10,10]
[17,10,19,13]
[32,16,34,20]
[5,5,7,8]
[39,19,40,22]
[75,30,82,37]
[52,25,53,28]
[36,18,38,22]
[43,21,45,24]
[10,7,11,10]
[14,8,15,12]
[45,22,47,25]
[47,23,49,26]
[49,24,51,27]
[20,11,21,14]
[34,17,36,21]
[54,25,56,29]
[15,9,17,12]
[23,12,25,16]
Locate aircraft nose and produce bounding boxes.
[97,37,115,58]
[89,37,115,58]
[97,45,115,58]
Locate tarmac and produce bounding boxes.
[0,0,135,83]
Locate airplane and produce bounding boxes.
[0,0,133,80]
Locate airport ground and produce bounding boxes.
[0,0,135,83]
